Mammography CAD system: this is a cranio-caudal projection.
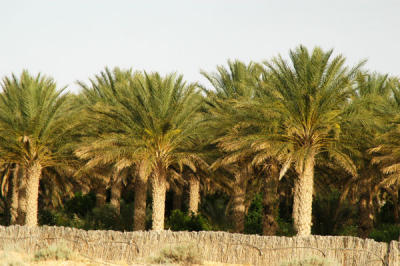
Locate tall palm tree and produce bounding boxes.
[0,71,76,226]
[337,73,396,237]
[76,70,203,230]
[259,46,362,236]
[77,68,148,229]
[202,60,263,233]
[369,77,400,227]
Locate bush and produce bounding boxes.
[64,191,96,217]
[369,224,400,242]
[167,210,211,231]
[150,244,201,265]
[34,242,74,261]
[336,225,358,237]
[280,256,340,266]
[120,200,134,230]
[244,193,263,235]
[84,204,121,230]
[199,192,232,231]
[276,218,296,236]
[40,202,122,231]
[312,190,356,236]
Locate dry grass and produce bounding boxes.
[280,256,341,266]
[149,243,202,265]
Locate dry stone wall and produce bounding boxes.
[0,225,398,265]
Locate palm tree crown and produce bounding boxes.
[76,69,204,230]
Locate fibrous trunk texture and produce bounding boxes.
[263,162,279,236]
[188,175,200,215]
[95,184,107,207]
[110,181,122,215]
[9,165,20,225]
[16,167,27,225]
[232,168,248,233]
[24,162,42,227]
[133,177,147,231]
[359,195,374,238]
[172,185,182,211]
[293,155,315,236]
[151,167,167,230]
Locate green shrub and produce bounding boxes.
[199,192,232,231]
[336,225,358,237]
[84,204,121,230]
[64,191,96,217]
[369,224,400,242]
[280,256,340,266]
[34,242,74,261]
[312,190,357,236]
[166,210,211,231]
[377,200,397,224]
[150,244,201,265]
[244,193,263,235]
[120,200,134,231]
[276,218,296,236]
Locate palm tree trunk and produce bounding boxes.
[4,167,12,225]
[188,175,200,215]
[293,155,315,236]
[263,162,279,236]
[359,195,374,238]
[16,167,27,225]
[172,188,182,211]
[133,177,147,231]
[232,168,248,233]
[151,167,167,230]
[25,162,42,226]
[95,184,107,207]
[110,181,122,215]
[9,165,20,225]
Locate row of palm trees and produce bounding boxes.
[1,45,400,237]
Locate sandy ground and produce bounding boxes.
[0,250,251,266]
[31,262,250,266]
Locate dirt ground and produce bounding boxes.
[0,250,251,266]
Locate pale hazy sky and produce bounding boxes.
[1,0,399,92]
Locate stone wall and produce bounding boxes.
[0,225,398,265]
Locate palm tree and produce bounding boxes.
[259,46,362,236]
[202,60,263,233]
[0,71,76,226]
[77,68,147,229]
[76,70,203,230]
[369,76,400,228]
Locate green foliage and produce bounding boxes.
[200,193,232,231]
[312,190,357,236]
[369,224,400,242]
[84,205,121,230]
[39,192,124,230]
[150,244,202,265]
[336,225,359,237]
[280,256,340,266]
[276,218,296,237]
[378,200,398,224]
[120,200,134,231]
[166,210,211,231]
[64,192,96,217]
[244,193,263,235]
[2,47,400,240]
[34,242,74,261]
